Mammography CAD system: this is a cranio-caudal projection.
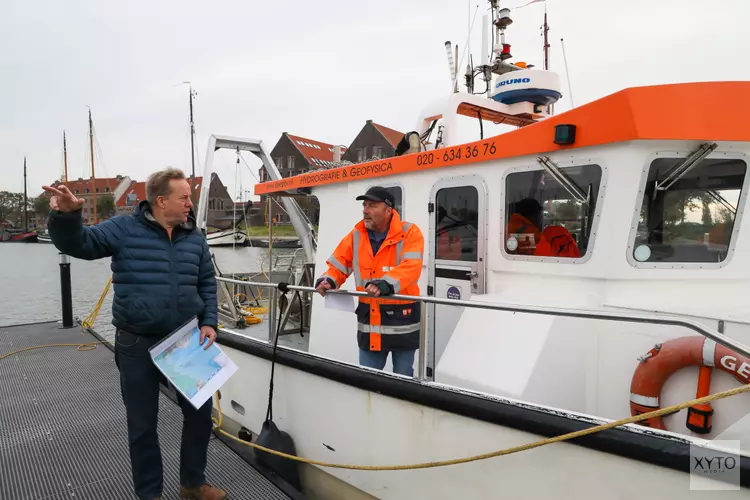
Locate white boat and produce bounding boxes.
[37,230,52,243]
[195,4,750,499]
[206,227,247,247]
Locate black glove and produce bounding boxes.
[366,279,393,296]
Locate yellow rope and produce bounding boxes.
[81,276,113,329]
[5,340,749,472]
[210,383,750,471]
[0,342,104,361]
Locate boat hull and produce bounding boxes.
[214,333,750,499]
[2,231,38,243]
[206,229,247,247]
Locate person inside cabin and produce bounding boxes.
[506,197,581,258]
[436,206,463,260]
[506,198,544,255]
[314,186,424,377]
[42,169,227,500]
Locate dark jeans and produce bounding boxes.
[114,329,213,500]
[359,348,416,377]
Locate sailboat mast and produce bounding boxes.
[188,83,196,185]
[23,156,28,232]
[63,130,69,183]
[89,108,97,224]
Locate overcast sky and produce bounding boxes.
[1,0,747,199]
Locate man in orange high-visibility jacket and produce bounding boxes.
[315,186,424,377]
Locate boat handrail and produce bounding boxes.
[215,276,750,358]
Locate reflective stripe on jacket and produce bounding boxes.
[320,211,424,351]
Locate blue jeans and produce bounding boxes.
[114,329,213,500]
[359,348,416,377]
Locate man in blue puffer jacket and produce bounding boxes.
[43,168,227,500]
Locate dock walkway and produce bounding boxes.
[0,321,292,500]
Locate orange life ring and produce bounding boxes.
[630,336,750,430]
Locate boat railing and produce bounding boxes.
[215,276,750,369]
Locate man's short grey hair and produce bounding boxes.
[146,167,186,206]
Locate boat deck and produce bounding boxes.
[0,321,295,500]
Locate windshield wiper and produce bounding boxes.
[654,142,717,195]
[536,156,588,204]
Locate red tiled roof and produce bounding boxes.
[372,123,405,148]
[286,134,347,169]
[51,177,123,196]
[115,177,203,207]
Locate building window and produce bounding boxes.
[84,188,90,194]
[126,193,137,206]
[505,164,602,259]
[288,156,295,169]
[632,157,746,264]
[275,157,283,169]
[105,187,110,192]
[435,186,478,261]
[357,148,366,162]
[373,146,382,159]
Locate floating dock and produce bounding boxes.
[0,321,297,500]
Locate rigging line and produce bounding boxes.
[237,153,292,218]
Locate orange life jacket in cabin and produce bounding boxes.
[534,226,581,258]
[505,213,542,255]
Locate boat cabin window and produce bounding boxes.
[632,157,746,264]
[504,164,602,259]
[435,186,478,261]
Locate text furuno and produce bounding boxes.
[495,77,531,89]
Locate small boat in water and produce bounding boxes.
[206,227,247,247]
[2,157,38,243]
[1,229,38,243]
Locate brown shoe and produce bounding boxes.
[179,483,228,500]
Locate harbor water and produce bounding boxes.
[0,243,289,342]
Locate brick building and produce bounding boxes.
[45,175,133,225]
[258,133,348,225]
[342,120,404,163]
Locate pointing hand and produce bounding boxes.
[42,184,85,213]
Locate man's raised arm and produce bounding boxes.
[43,184,125,260]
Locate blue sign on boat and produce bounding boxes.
[447,286,461,300]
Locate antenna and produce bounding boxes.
[542,7,551,114]
[445,41,457,92]
[560,38,575,107]
[467,0,472,67]
[543,9,549,71]
[450,4,480,93]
